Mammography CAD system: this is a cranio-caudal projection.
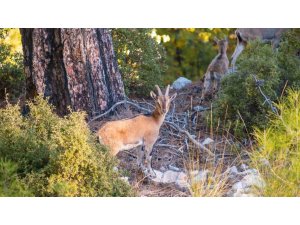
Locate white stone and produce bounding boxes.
[171,77,192,90]
[175,172,189,189]
[241,174,265,189]
[232,181,244,191]
[193,106,209,112]
[192,170,209,183]
[260,158,270,166]
[240,164,249,171]
[239,168,259,176]
[120,176,129,184]
[168,165,181,172]
[201,137,214,146]
[228,166,239,175]
[162,170,180,183]
[151,170,164,183]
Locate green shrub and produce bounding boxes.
[0,28,25,99]
[0,96,133,196]
[212,29,300,138]
[212,41,280,137]
[112,28,166,96]
[0,159,33,196]
[251,90,300,197]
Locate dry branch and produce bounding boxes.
[165,121,214,157]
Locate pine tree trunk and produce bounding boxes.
[20,28,125,117]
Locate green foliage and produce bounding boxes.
[212,41,280,137]
[156,28,236,83]
[112,28,166,97]
[212,29,300,138]
[0,159,33,196]
[0,96,133,196]
[251,90,300,196]
[0,28,25,99]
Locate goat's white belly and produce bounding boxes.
[121,140,143,151]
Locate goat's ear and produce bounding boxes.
[150,91,157,100]
[169,93,177,102]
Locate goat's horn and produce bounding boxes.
[155,85,163,96]
[165,85,170,96]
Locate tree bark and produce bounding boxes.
[20,28,125,117]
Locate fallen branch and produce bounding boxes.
[165,121,215,157]
[89,99,151,123]
[252,74,279,115]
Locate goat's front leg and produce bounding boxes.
[201,72,213,102]
[143,141,156,178]
[213,72,221,94]
[136,144,144,167]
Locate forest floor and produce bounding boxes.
[89,82,252,197]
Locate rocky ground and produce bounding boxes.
[89,78,265,197]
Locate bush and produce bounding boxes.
[0,29,25,99]
[112,28,166,97]
[0,159,33,196]
[251,90,300,197]
[0,96,133,196]
[212,29,300,138]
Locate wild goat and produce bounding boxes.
[231,28,289,68]
[200,37,229,102]
[97,85,177,178]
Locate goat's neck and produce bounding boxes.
[152,108,166,126]
[219,48,227,56]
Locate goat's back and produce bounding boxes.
[237,28,289,42]
[207,55,229,75]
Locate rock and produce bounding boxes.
[175,172,189,189]
[151,170,164,183]
[162,170,180,183]
[201,137,214,146]
[171,77,192,90]
[228,166,239,175]
[239,168,259,176]
[232,181,244,191]
[260,158,270,167]
[120,176,129,184]
[233,191,256,197]
[192,170,209,183]
[168,165,181,172]
[240,164,249,171]
[241,174,265,189]
[193,105,209,112]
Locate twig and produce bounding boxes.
[89,99,151,123]
[252,74,279,115]
[89,100,127,123]
[165,121,215,157]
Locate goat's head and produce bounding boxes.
[214,37,228,53]
[150,85,177,114]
